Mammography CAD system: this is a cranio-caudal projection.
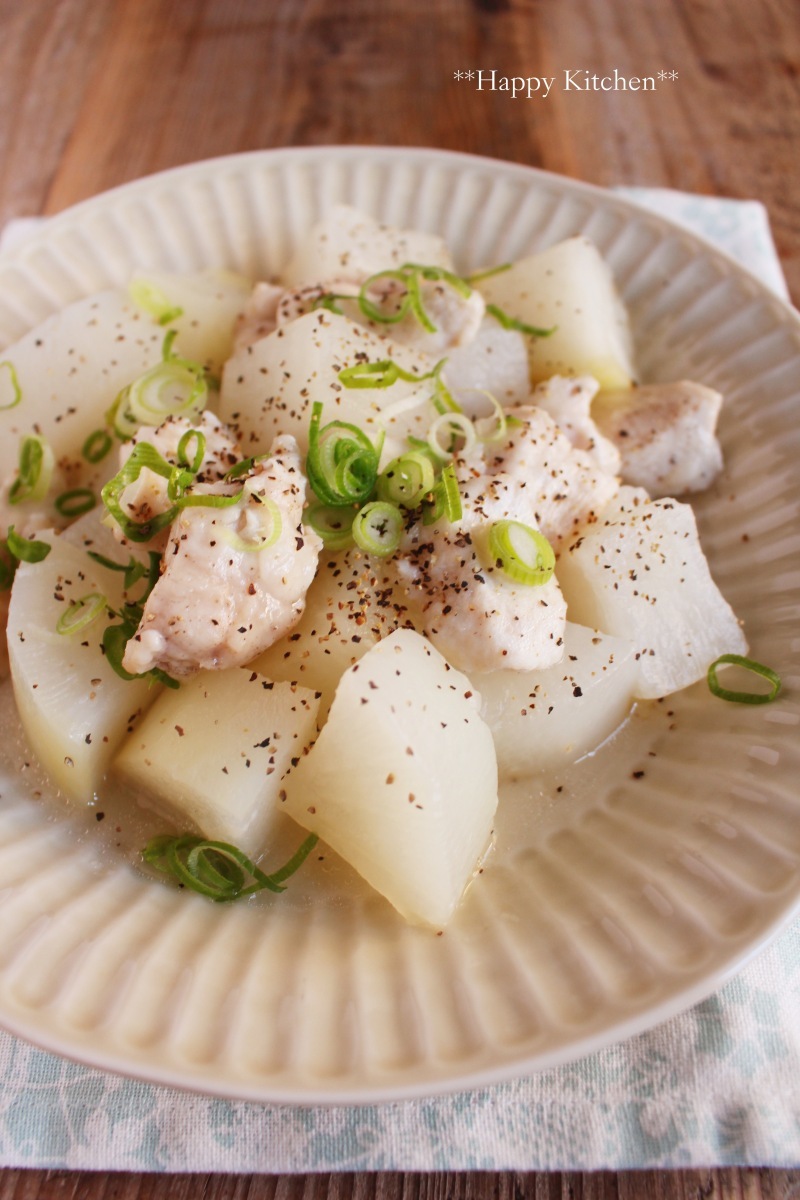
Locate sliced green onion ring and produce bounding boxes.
[306,402,382,507]
[5,525,51,564]
[488,519,555,586]
[422,461,462,526]
[177,428,206,474]
[356,264,472,333]
[357,269,412,325]
[106,386,142,440]
[55,488,96,518]
[707,654,781,705]
[404,269,437,333]
[351,501,404,557]
[377,451,435,509]
[82,429,113,464]
[8,435,54,505]
[459,388,509,444]
[0,361,22,411]
[427,412,478,461]
[129,278,184,326]
[102,442,242,542]
[142,832,319,902]
[56,592,108,635]
[306,502,355,550]
[126,361,208,427]
[224,453,269,481]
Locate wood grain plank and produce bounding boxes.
[0,1172,797,1200]
[6,0,791,294]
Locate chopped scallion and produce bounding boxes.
[351,500,404,557]
[55,488,96,518]
[5,526,51,564]
[485,304,556,338]
[129,278,184,326]
[377,451,435,509]
[8,435,54,505]
[82,429,113,464]
[306,401,382,507]
[56,592,108,636]
[306,502,356,550]
[338,358,433,390]
[488,519,555,586]
[427,412,478,461]
[0,360,22,410]
[707,654,781,704]
[422,462,462,526]
[142,832,319,901]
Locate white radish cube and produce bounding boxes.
[219,310,435,466]
[250,547,408,713]
[280,629,498,928]
[281,205,454,287]
[7,528,158,802]
[129,268,252,374]
[472,623,640,779]
[442,316,531,407]
[555,487,747,698]
[115,670,320,856]
[0,292,165,489]
[478,237,636,390]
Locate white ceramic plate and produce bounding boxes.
[0,147,798,1103]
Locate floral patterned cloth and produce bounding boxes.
[0,193,798,1172]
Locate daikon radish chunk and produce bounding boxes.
[218,310,435,466]
[472,623,639,778]
[128,268,252,374]
[0,292,165,491]
[280,629,498,927]
[7,527,158,802]
[555,486,747,698]
[478,237,636,390]
[250,547,412,714]
[115,670,320,856]
[281,205,453,287]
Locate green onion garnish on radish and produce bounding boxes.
[8,435,54,505]
[306,401,382,507]
[56,593,108,636]
[0,360,22,410]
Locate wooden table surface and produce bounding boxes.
[0,1,797,1198]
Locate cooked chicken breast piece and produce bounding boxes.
[530,374,621,477]
[480,404,620,550]
[593,380,723,496]
[390,480,568,674]
[122,434,321,678]
[114,410,243,552]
